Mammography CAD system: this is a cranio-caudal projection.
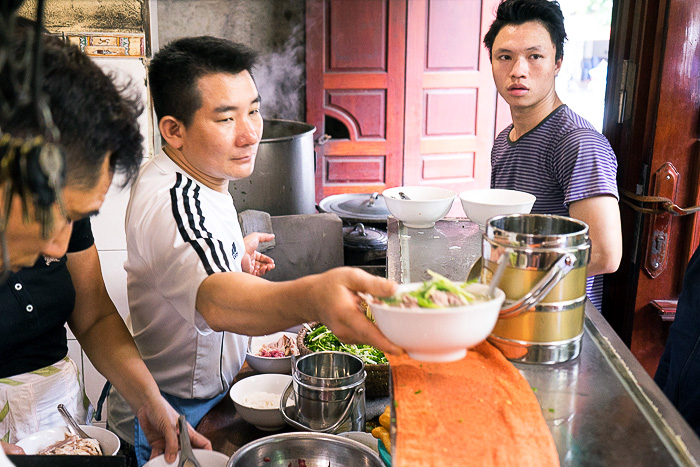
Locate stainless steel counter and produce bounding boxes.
[387,217,700,466]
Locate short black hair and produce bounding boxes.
[149,36,259,126]
[483,0,567,62]
[3,35,143,190]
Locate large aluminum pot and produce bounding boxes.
[226,432,383,466]
[483,214,591,364]
[228,119,316,215]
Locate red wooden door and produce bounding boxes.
[402,0,501,201]
[306,0,407,201]
[603,0,700,376]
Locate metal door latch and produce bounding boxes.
[644,163,679,278]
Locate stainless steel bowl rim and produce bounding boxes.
[226,432,383,466]
[486,213,590,248]
[292,371,367,392]
[259,119,315,143]
[293,351,366,387]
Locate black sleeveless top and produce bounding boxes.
[0,218,93,377]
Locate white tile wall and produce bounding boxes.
[91,183,131,252]
[97,250,130,320]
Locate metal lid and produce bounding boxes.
[486,214,590,249]
[318,193,390,223]
[342,223,388,250]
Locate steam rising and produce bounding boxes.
[255,25,305,122]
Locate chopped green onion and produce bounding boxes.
[304,324,388,365]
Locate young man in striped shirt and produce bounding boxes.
[483,0,622,310]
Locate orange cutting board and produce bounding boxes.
[387,341,560,467]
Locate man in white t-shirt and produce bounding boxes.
[106,36,401,465]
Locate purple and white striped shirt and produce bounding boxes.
[490,105,619,310]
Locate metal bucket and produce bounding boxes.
[280,351,366,433]
[483,214,591,364]
[228,119,316,215]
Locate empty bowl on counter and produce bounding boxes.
[459,188,536,228]
[366,282,506,362]
[144,449,229,466]
[226,432,384,467]
[382,186,457,228]
[229,373,292,431]
[16,425,120,456]
[246,331,298,374]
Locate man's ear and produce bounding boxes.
[159,116,185,149]
[554,56,563,76]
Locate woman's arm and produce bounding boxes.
[66,245,210,462]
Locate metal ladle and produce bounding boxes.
[177,414,202,467]
[466,255,508,298]
[466,257,483,282]
[57,404,101,452]
[488,255,509,297]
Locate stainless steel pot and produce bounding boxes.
[226,432,383,466]
[228,119,316,215]
[483,214,591,364]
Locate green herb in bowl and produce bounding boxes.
[372,270,487,309]
[303,323,388,365]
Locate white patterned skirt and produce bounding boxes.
[0,357,90,444]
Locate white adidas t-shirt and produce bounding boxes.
[124,149,247,399]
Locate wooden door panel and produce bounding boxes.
[426,0,482,69]
[326,156,385,183]
[327,91,386,138]
[425,90,478,135]
[328,0,387,71]
[403,0,500,199]
[603,0,700,376]
[629,0,700,375]
[307,0,406,200]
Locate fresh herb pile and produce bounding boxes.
[303,323,388,365]
[376,270,484,308]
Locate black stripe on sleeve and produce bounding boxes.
[181,181,227,273]
[192,185,232,271]
[169,173,215,275]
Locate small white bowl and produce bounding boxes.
[382,186,457,228]
[229,373,292,431]
[368,282,506,362]
[16,425,120,456]
[246,332,297,374]
[459,188,536,228]
[338,431,380,454]
[143,449,228,466]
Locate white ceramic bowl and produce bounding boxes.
[338,431,380,454]
[143,449,229,466]
[16,425,120,456]
[246,331,297,374]
[382,186,457,228]
[229,373,292,431]
[368,282,506,362]
[459,188,536,228]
